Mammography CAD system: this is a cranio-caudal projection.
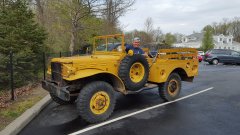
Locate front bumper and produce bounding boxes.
[42,80,70,101]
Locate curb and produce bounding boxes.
[0,94,51,135]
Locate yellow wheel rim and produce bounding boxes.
[129,62,145,83]
[90,91,110,115]
[167,79,179,96]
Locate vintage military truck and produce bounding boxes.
[42,34,198,123]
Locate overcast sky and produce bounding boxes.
[119,0,240,35]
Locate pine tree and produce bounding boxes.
[0,0,47,89]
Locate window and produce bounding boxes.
[219,47,221,49]
[219,38,222,41]
[229,39,231,42]
[228,47,230,49]
[212,50,226,54]
[231,51,240,56]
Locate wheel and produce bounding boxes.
[159,73,181,101]
[212,59,219,65]
[77,81,116,123]
[118,55,149,91]
[50,93,76,105]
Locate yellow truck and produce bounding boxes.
[42,34,198,123]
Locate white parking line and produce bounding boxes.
[69,87,214,135]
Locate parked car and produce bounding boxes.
[204,49,240,65]
[198,55,203,62]
[198,51,205,56]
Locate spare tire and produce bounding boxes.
[118,54,149,91]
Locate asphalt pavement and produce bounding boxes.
[19,62,240,135]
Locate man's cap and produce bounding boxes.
[133,37,140,42]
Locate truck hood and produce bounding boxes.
[50,54,123,79]
[51,55,122,64]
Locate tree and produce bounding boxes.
[164,33,176,46]
[34,0,45,26]
[201,27,214,52]
[143,17,154,43]
[153,27,162,43]
[144,17,153,34]
[0,0,46,89]
[42,0,103,53]
[228,17,240,43]
[102,0,135,34]
[202,25,214,33]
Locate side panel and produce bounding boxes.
[148,59,198,83]
[64,70,126,93]
[64,70,114,81]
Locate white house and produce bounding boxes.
[213,34,240,51]
[173,33,240,52]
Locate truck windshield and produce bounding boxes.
[94,35,123,52]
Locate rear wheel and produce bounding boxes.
[212,59,219,65]
[77,81,116,123]
[159,73,181,101]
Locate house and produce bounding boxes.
[213,34,240,51]
[173,33,240,52]
[174,33,203,48]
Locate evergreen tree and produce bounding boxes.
[0,0,47,89]
[201,27,214,52]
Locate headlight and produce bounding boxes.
[62,64,76,77]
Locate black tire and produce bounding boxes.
[50,93,76,105]
[77,81,116,123]
[118,55,149,91]
[212,59,219,65]
[159,73,181,101]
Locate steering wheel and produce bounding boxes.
[148,52,154,58]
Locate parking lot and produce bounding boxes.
[19,62,240,135]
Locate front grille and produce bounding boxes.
[51,62,62,82]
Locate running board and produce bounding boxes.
[126,83,158,94]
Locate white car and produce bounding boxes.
[198,51,204,56]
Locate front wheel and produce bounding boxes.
[77,81,116,123]
[159,73,181,101]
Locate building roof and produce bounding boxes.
[186,33,204,42]
[187,33,203,39]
